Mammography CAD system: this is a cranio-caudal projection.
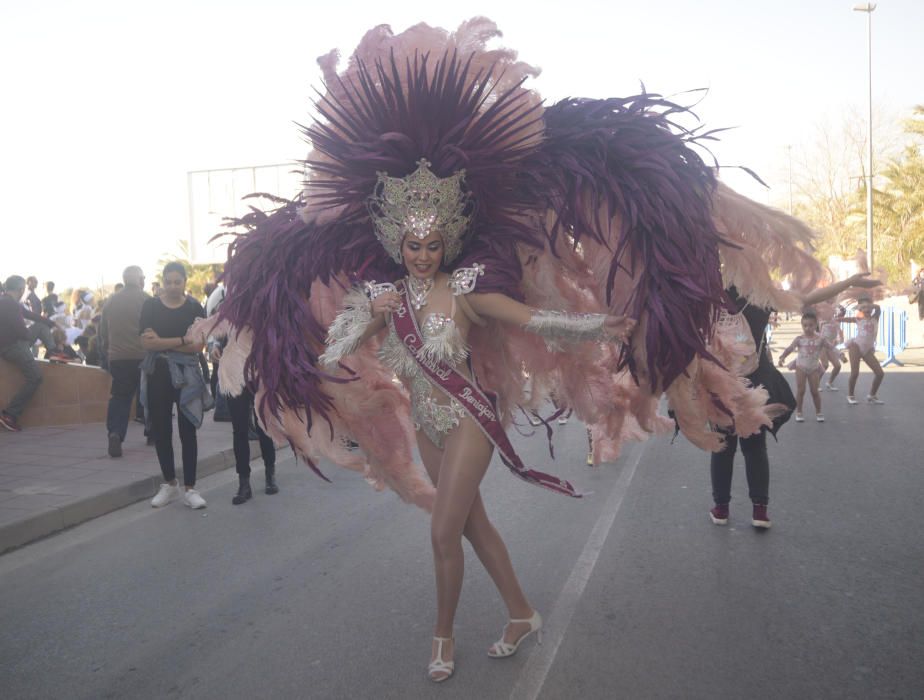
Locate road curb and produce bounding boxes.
[0,444,265,555]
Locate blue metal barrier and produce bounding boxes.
[842,304,907,366]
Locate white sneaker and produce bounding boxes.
[847,396,859,405]
[866,395,885,405]
[184,488,207,509]
[151,483,180,508]
[794,412,804,422]
[557,417,569,426]
[816,414,825,422]
[825,383,839,392]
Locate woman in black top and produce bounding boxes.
[140,262,208,509]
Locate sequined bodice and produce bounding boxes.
[857,317,877,340]
[794,336,827,369]
[378,294,471,448]
[819,321,839,343]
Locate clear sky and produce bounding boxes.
[2,0,922,289]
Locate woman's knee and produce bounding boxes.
[739,432,767,456]
[431,518,464,556]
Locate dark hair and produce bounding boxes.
[3,275,26,293]
[801,309,819,330]
[857,294,872,304]
[162,261,187,280]
[46,280,55,291]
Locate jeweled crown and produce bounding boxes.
[367,159,472,264]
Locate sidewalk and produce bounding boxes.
[0,418,280,554]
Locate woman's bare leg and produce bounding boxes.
[828,357,841,385]
[862,351,885,396]
[416,432,456,674]
[428,418,495,638]
[808,369,822,414]
[847,345,862,397]
[418,429,533,648]
[795,369,807,414]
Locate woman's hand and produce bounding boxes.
[604,315,636,343]
[141,328,160,341]
[371,291,401,316]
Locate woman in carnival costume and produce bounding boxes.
[194,18,855,681]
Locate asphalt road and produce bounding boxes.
[1,367,922,699]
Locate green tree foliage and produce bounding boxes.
[866,106,924,282]
[790,108,922,285]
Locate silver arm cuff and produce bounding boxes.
[524,310,608,350]
[318,288,373,369]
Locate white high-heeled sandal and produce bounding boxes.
[428,637,455,682]
[487,610,543,658]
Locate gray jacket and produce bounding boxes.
[140,351,214,429]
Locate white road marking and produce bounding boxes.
[509,440,646,700]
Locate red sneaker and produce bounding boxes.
[752,504,771,529]
[0,412,22,432]
[709,504,729,525]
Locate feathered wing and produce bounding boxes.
[214,17,835,506]
[712,182,825,311]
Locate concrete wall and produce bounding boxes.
[0,359,111,427]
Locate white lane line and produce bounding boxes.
[509,440,646,700]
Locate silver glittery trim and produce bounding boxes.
[524,310,608,351]
[364,280,398,299]
[449,263,485,296]
[367,159,472,265]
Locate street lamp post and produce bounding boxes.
[853,2,876,272]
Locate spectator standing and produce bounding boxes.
[41,281,58,317]
[24,277,42,316]
[0,276,55,431]
[140,262,210,508]
[100,266,148,457]
[205,281,278,504]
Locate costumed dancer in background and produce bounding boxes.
[196,18,868,681]
[841,294,885,405]
[818,304,846,390]
[777,310,835,423]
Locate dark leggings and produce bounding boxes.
[227,389,275,478]
[710,430,769,506]
[148,364,198,487]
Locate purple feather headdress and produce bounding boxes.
[217,21,732,434]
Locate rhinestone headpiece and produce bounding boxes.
[367,159,472,264]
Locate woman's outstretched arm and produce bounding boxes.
[800,273,881,307]
[466,292,636,343]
